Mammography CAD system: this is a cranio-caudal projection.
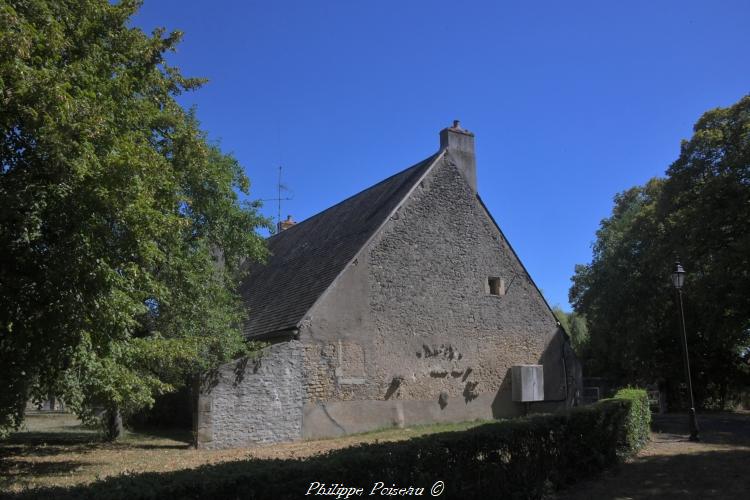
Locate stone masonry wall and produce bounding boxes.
[301,155,567,417]
[367,155,563,403]
[195,340,304,449]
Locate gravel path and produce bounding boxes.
[554,412,750,499]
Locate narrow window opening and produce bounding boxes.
[488,277,505,296]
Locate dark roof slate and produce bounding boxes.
[240,152,440,339]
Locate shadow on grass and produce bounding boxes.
[554,448,750,499]
[4,431,100,446]
[0,415,624,500]
[1,427,191,460]
[3,413,747,500]
[0,430,102,459]
[0,458,91,478]
[5,445,750,500]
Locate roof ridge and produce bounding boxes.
[296,150,445,330]
[242,150,443,339]
[267,152,441,241]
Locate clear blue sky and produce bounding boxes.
[131,0,749,311]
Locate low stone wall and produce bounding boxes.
[195,341,304,449]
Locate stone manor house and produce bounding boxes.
[195,122,582,449]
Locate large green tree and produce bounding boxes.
[571,95,750,407]
[659,96,750,404]
[0,0,269,438]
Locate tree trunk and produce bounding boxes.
[104,408,123,441]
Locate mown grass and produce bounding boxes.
[339,419,490,441]
[0,413,489,493]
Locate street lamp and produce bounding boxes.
[671,259,700,441]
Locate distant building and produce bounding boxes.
[195,123,582,449]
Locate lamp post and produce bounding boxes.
[671,259,700,441]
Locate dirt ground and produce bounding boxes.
[554,411,750,499]
[0,413,483,492]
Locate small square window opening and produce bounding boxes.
[488,277,505,296]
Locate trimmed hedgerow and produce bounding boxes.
[612,387,651,456]
[5,390,650,500]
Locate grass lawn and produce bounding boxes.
[0,412,488,493]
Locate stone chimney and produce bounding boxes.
[439,120,476,193]
[278,214,296,232]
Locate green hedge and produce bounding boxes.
[612,387,651,457]
[6,389,650,500]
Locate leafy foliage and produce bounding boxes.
[0,0,269,438]
[612,388,651,455]
[4,391,650,500]
[552,306,589,353]
[571,95,750,407]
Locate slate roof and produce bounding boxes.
[240,152,441,339]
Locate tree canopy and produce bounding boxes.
[571,95,750,407]
[0,0,269,438]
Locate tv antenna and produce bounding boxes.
[262,165,293,232]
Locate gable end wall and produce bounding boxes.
[300,154,573,438]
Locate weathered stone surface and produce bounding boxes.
[299,154,575,436]
[195,341,304,449]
